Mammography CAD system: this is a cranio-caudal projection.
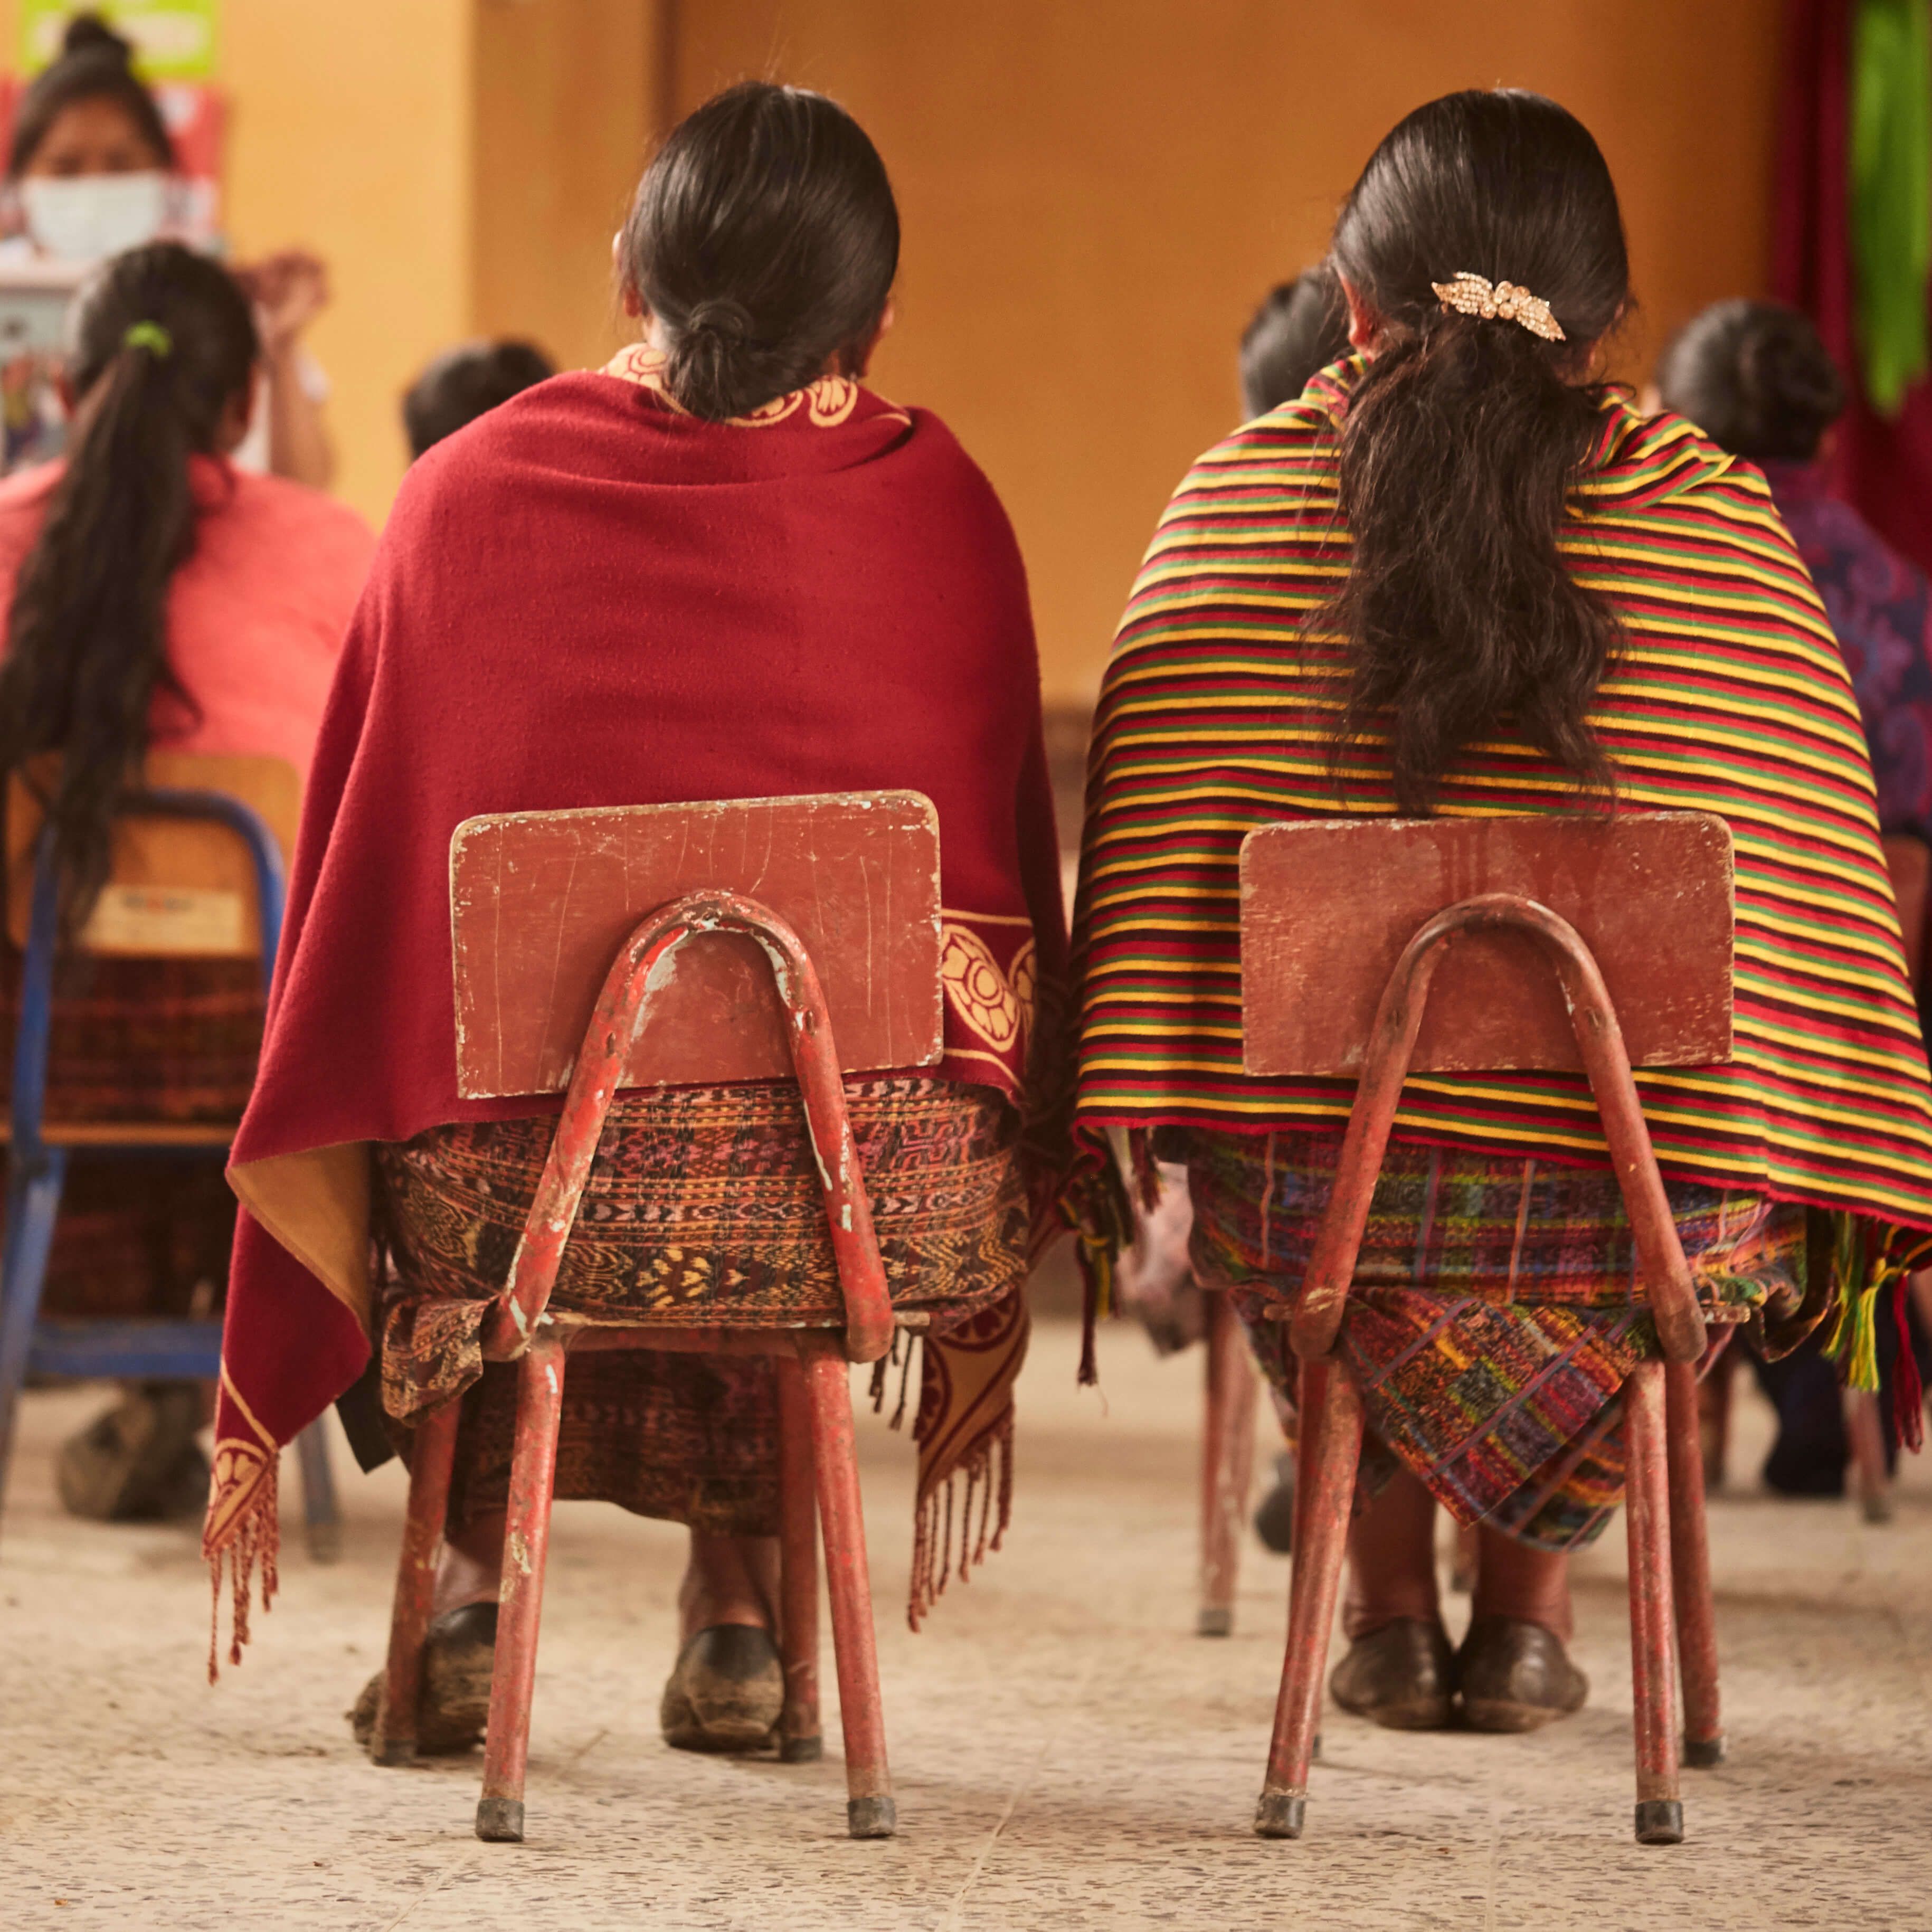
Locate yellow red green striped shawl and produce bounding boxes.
[1069,361,1932,1273]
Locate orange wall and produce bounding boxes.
[675,1,1784,704]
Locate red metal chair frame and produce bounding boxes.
[369,888,902,1845]
[1198,1288,1257,1636]
[1254,894,1722,1848]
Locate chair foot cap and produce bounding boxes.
[847,1796,896,1839]
[1682,1735,1726,1769]
[1254,1793,1305,1840]
[1634,1800,1683,1845]
[1196,1606,1233,1638]
[371,1737,417,1768]
[475,1797,525,1843]
[780,1734,824,1764]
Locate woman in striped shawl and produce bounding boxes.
[1069,90,1932,1734]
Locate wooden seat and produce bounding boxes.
[0,753,337,1555]
[1237,810,1734,1847]
[369,790,943,1846]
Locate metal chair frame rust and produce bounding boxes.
[370,888,905,1845]
[1253,892,1723,1849]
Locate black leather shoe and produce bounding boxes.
[1457,1615,1589,1731]
[1329,1618,1456,1730]
[660,1624,784,1753]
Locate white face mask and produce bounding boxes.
[19,172,170,262]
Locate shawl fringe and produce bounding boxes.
[907,1407,1014,1631]
[205,1454,279,1683]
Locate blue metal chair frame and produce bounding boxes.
[0,787,337,1552]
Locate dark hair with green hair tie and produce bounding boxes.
[0,241,257,931]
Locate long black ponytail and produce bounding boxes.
[1323,90,1631,813]
[0,241,258,930]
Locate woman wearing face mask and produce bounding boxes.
[1,13,334,488]
[1069,89,1932,1736]
[0,240,374,1521]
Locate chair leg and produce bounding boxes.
[1199,1290,1257,1637]
[1663,1359,1724,1768]
[1624,1360,1683,1845]
[476,1336,567,1844]
[776,1351,822,1763]
[0,1150,68,1519]
[797,1335,894,1839]
[371,1396,461,1767]
[1256,1356,1362,1840]
[295,1418,342,1564]
[1845,1389,1892,1525]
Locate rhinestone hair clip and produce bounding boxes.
[1429,271,1566,343]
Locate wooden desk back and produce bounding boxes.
[5,752,298,958]
[449,791,944,1101]
[1239,812,1735,1077]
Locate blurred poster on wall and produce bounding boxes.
[19,1,217,79]
[9,3,224,244]
[0,3,223,470]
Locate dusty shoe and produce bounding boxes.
[349,1603,499,1756]
[660,1624,784,1753]
[1252,1453,1295,1556]
[1457,1616,1589,1732]
[1329,1618,1456,1730]
[56,1382,203,1522]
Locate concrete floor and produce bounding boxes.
[2,1317,1930,1931]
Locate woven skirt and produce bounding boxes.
[0,952,261,1319]
[1186,1130,1809,1550]
[375,1076,1029,1535]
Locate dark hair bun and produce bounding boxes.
[622,82,899,422]
[62,13,136,64]
[1654,300,1845,463]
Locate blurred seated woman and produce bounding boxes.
[203,84,1065,1756]
[1,13,335,484]
[1656,301,1932,856]
[0,242,374,1516]
[1070,91,1932,1732]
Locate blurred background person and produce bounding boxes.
[403,338,556,461]
[1238,264,1350,421]
[0,14,335,487]
[0,241,374,1518]
[1656,301,1932,858]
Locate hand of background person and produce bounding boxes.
[235,249,331,363]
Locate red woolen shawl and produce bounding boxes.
[204,351,1067,1665]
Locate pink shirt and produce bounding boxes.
[0,456,376,788]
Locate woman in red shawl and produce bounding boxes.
[205,84,1067,1755]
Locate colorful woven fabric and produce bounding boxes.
[0,952,262,1122]
[375,1076,1032,1616]
[1188,1130,1808,1547]
[0,953,258,1320]
[1070,358,1932,1242]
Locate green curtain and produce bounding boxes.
[1851,0,1932,413]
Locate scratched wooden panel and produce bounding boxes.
[6,753,299,958]
[450,791,943,1100]
[1239,812,1734,1077]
